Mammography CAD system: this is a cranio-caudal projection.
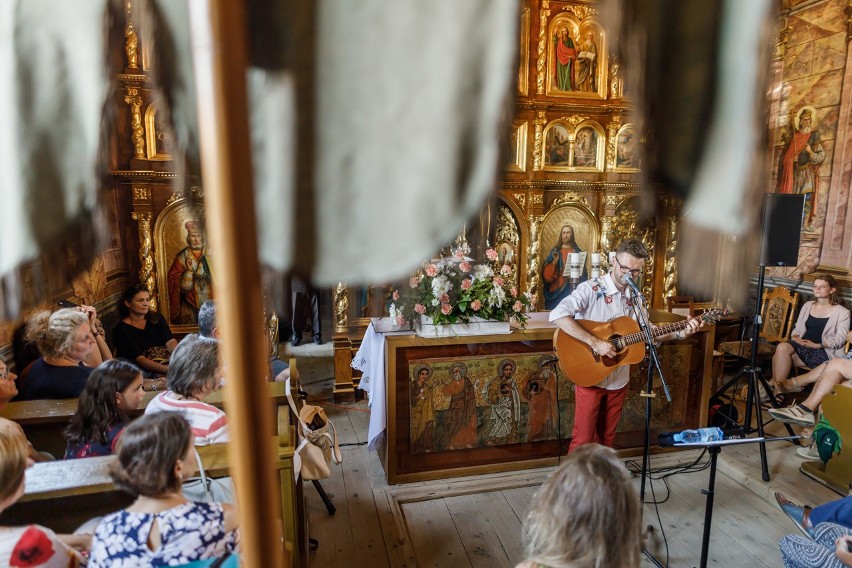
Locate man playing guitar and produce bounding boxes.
[549,239,702,452]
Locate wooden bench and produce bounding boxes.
[0,369,305,567]
[0,381,290,458]
[800,383,852,495]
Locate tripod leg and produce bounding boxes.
[746,370,771,482]
[312,479,336,514]
[754,372,796,438]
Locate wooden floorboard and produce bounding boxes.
[303,379,843,568]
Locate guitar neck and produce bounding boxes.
[619,320,689,348]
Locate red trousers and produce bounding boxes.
[568,384,628,452]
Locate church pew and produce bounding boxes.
[800,384,852,495]
[0,374,307,566]
[0,381,290,458]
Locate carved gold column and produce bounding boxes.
[332,282,356,401]
[131,211,157,311]
[124,87,145,159]
[663,215,679,300]
[606,118,621,171]
[533,111,547,171]
[526,215,542,307]
[536,0,551,95]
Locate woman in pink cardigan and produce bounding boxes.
[772,275,850,397]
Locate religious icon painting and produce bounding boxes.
[543,122,571,169]
[154,197,214,333]
[545,9,607,100]
[570,123,605,171]
[614,124,641,172]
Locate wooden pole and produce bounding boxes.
[187,1,286,566]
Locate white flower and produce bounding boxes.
[471,264,494,282]
[489,285,507,308]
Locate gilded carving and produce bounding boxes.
[124,87,145,159]
[536,1,551,94]
[334,282,349,333]
[190,185,205,199]
[606,120,621,171]
[496,205,520,247]
[563,115,589,129]
[609,60,622,99]
[131,211,158,311]
[526,215,542,305]
[166,192,182,205]
[553,191,589,207]
[663,217,679,299]
[268,312,280,359]
[531,194,543,206]
[133,186,150,202]
[561,4,598,20]
[533,111,547,171]
[125,2,139,70]
[512,192,527,208]
[604,195,622,207]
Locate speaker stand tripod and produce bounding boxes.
[710,265,795,482]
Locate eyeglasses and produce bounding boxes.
[0,370,8,379]
[614,257,643,278]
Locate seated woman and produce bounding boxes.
[774,330,852,396]
[113,285,177,377]
[88,412,238,566]
[145,334,228,445]
[0,418,88,566]
[772,275,850,399]
[516,443,641,568]
[15,306,112,400]
[64,359,145,459]
[0,358,17,410]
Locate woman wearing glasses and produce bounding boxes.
[548,239,702,451]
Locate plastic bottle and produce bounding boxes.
[673,427,724,444]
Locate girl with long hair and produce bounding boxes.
[64,359,145,459]
[88,412,238,566]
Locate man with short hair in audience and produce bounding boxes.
[197,300,290,380]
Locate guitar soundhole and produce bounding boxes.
[601,335,626,367]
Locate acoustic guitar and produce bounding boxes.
[552,309,722,387]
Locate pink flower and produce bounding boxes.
[461,279,472,290]
[493,276,504,286]
[392,290,400,301]
[396,315,406,326]
[471,299,482,311]
[414,303,426,314]
[485,248,498,261]
[425,264,438,277]
[460,261,472,272]
[439,293,450,304]
[510,286,518,297]
[512,300,523,312]
[454,250,465,259]
[501,264,511,275]
[409,276,421,288]
[441,303,452,315]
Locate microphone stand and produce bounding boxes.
[627,277,671,568]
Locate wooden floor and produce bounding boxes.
[301,378,841,568]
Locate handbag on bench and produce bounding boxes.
[286,378,342,480]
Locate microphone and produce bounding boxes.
[624,274,643,296]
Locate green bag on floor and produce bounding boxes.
[813,416,842,463]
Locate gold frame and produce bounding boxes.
[153,197,209,334]
[507,120,528,172]
[518,7,530,96]
[144,102,172,161]
[545,14,607,99]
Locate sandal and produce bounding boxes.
[776,377,805,394]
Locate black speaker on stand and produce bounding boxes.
[711,193,804,481]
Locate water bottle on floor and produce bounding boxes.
[673,427,724,443]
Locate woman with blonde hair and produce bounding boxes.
[0,418,87,566]
[16,306,112,400]
[517,443,641,568]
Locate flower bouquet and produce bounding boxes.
[388,248,533,334]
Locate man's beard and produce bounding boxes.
[798,124,812,134]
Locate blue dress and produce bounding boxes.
[89,501,238,567]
